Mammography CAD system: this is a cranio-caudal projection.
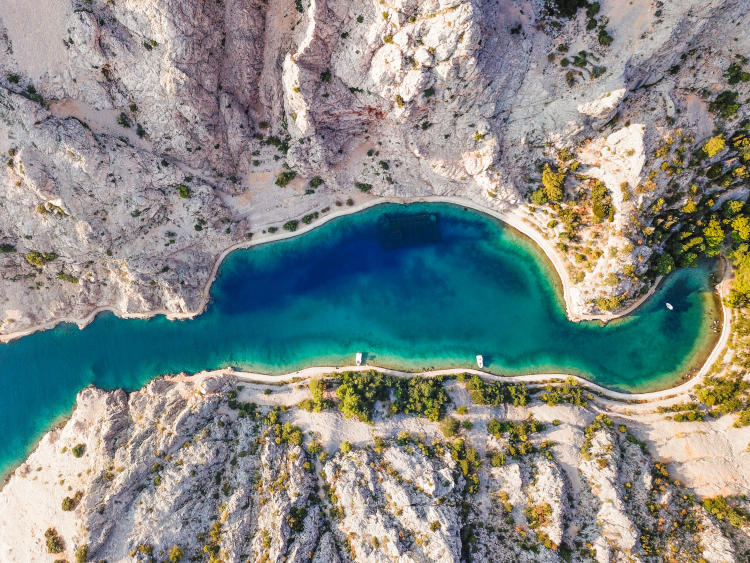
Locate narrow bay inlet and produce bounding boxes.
[0,203,720,476]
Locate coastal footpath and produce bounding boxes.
[2,371,749,562]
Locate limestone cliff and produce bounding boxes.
[1,0,748,335]
[2,373,749,562]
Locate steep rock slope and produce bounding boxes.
[0,0,748,335]
[2,373,749,562]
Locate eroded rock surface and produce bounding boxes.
[1,0,748,334]
[2,373,749,562]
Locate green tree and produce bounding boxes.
[727,251,750,307]
[168,544,184,562]
[655,252,675,276]
[703,217,725,256]
[703,135,726,158]
[542,164,566,202]
[335,371,390,422]
[591,181,612,223]
[731,215,750,242]
[530,188,548,206]
[723,200,744,218]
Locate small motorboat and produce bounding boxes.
[355,352,362,366]
[476,355,484,368]
[665,302,674,310]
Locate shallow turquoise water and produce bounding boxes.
[0,203,718,476]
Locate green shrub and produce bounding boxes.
[275,171,297,187]
[597,28,613,46]
[0,243,16,253]
[464,375,528,406]
[539,379,589,406]
[168,544,184,562]
[283,220,298,232]
[58,272,79,284]
[75,544,89,563]
[709,91,739,119]
[72,443,86,458]
[272,421,303,446]
[440,416,460,437]
[177,184,191,198]
[309,176,324,188]
[702,496,748,528]
[703,135,726,158]
[549,0,588,17]
[25,251,58,267]
[591,181,612,222]
[117,112,132,128]
[339,440,352,454]
[44,528,64,554]
[725,62,750,85]
[287,506,307,533]
[487,416,544,458]
[355,182,372,192]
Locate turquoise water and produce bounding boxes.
[0,203,718,477]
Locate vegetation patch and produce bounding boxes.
[462,374,528,406]
[25,251,58,268]
[44,528,64,554]
[275,170,297,187]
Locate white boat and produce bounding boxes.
[665,302,673,310]
[476,355,484,368]
[355,352,362,366]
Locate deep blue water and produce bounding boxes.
[0,203,718,476]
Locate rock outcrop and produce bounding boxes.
[2,373,749,562]
[1,0,748,335]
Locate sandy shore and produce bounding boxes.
[218,259,733,404]
[0,195,732,398]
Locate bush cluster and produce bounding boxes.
[463,374,528,406]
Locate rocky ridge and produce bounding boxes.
[2,372,749,562]
[0,0,748,336]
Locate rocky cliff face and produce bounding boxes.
[2,373,749,562]
[1,0,747,335]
